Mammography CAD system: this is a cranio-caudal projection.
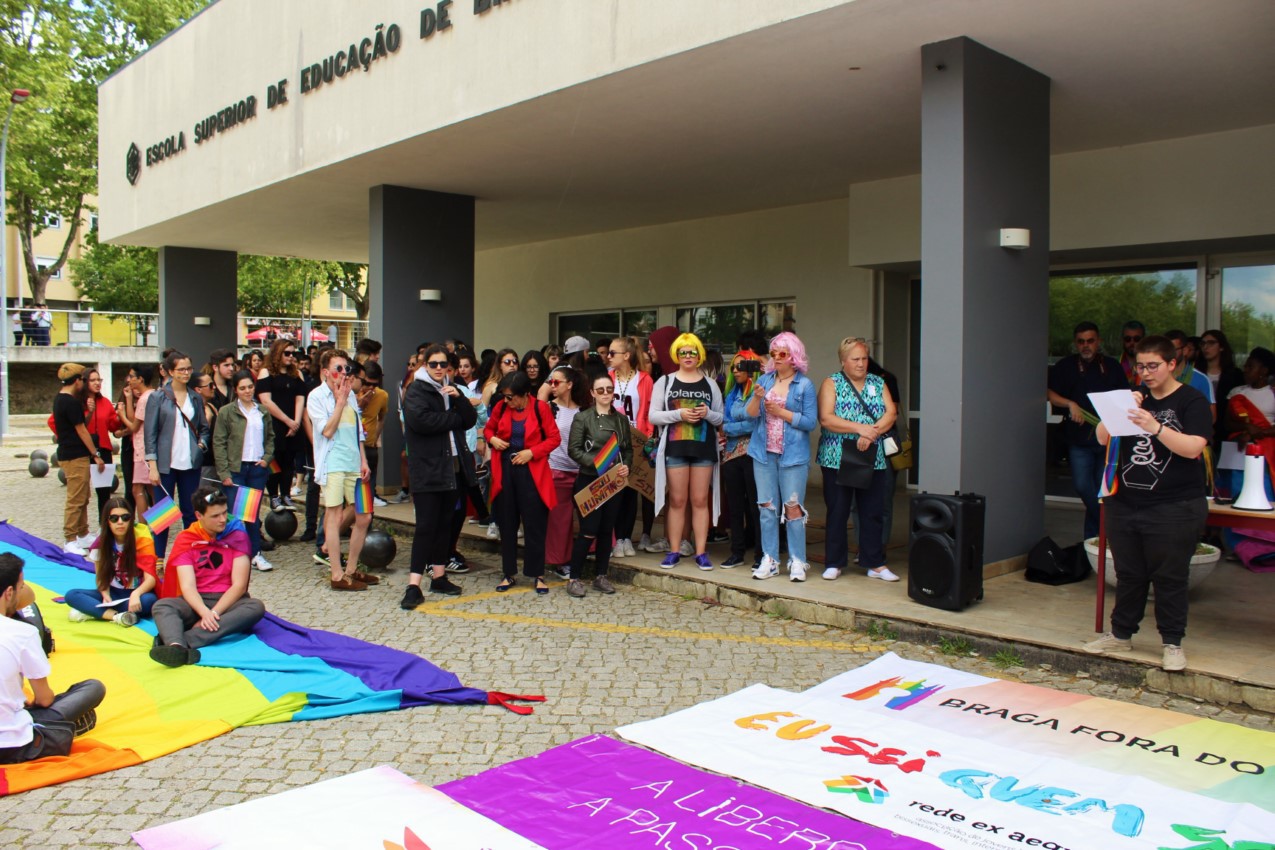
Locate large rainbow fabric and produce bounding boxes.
[230,486,263,523]
[142,495,182,534]
[353,478,374,514]
[592,433,620,474]
[0,521,540,797]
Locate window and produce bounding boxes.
[36,256,61,280]
[623,310,658,338]
[89,213,99,232]
[1048,266,1196,358]
[42,213,61,230]
[1220,264,1275,361]
[676,303,756,350]
[328,290,349,311]
[759,301,797,340]
[557,311,620,346]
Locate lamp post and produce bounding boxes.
[0,88,32,446]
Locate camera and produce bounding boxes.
[737,360,762,374]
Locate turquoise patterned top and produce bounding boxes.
[816,372,887,470]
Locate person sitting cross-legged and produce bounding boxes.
[65,497,158,628]
[149,487,266,668]
[0,553,106,764]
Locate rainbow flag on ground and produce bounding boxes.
[142,495,182,534]
[354,479,374,514]
[231,486,264,523]
[592,433,620,474]
[0,521,543,797]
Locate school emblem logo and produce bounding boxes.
[126,143,141,186]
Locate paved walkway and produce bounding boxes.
[1,418,1271,847]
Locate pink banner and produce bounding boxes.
[440,734,935,850]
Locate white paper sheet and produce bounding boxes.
[1218,441,1247,470]
[1087,389,1148,436]
[89,462,116,489]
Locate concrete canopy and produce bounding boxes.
[99,0,1275,259]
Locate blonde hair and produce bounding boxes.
[837,336,870,362]
[669,333,707,367]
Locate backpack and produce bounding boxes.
[1024,536,1090,586]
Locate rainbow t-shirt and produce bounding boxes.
[665,377,715,461]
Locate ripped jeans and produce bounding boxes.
[752,454,808,566]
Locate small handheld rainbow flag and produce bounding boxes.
[593,433,621,474]
[143,495,182,534]
[354,478,375,515]
[1097,437,1120,499]
[231,486,264,523]
[268,457,282,474]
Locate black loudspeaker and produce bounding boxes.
[908,492,985,611]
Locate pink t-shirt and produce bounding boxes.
[765,389,785,454]
[132,390,152,456]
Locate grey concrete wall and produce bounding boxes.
[919,37,1050,563]
[369,185,475,490]
[157,248,239,360]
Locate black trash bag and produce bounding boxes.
[1025,536,1090,586]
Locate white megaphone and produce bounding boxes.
[1234,446,1274,512]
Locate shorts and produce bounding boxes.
[664,456,715,469]
[133,457,151,486]
[321,470,364,512]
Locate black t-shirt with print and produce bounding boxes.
[665,377,715,461]
[1113,384,1211,505]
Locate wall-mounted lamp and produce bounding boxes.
[193,316,212,326]
[419,289,442,302]
[999,228,1030,250]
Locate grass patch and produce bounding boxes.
[859,619,898,641]
[766,604,792,620]
[938,636,975,657]
[991,649,1023,669]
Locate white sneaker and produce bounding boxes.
[622,538,636,557]
[679,540,695,557]
[487,524,500,540]
[644,537,670,553]
[67,608,92,623]
[867,566,900,582]
[373,496,388,508]
[64,541,87,557]
[290,484,300,496]
[752,556,780,580]
[75,533,96,548]
[789,561,808,582]
[252,554,274,572]
[1082,633,1132,654]
[611,541,628,559]
[822,567,842,581]
[1162,644,1187,672]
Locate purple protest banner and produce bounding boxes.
[440,734,936,850]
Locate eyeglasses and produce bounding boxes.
[426,360,448,368]
[282,350,296,357]
[546,379,565,387]
[1134,361,1167,373]
[108,513,132,523]
[1201,338,1220,347]
[676,349,699,358]
[171,366,193,373]
[769,350,791,360]
[502,358,518,366]
[1123,335,1144,343]
[594,387,615,394]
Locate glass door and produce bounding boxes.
[1215,259,1275,360]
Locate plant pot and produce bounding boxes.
[1084,538,1221,592]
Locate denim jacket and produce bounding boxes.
[745,371,818,467]
[143,386,210,474]
[722,386,754,456]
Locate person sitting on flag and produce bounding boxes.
[485,371,561,594]
[64,498,158,628]
[564,373,632,598]
[149,487,266,667]
[307,349,380,592]
[213,370,276,572]
[1,554,106,764]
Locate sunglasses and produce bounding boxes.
[769,350,791,360]
[608,350,624,357]
[502,394,524,402]
[1123,335,1144,342]
[426,360,448,368]
[283,350,296,357]
[329,364,348,374]
[502,358,518,366]
[108,513,132,523]
[546,379,565,387]
[594,387,615,394]
[676,349,699,358]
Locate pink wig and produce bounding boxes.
[764,332,809,374]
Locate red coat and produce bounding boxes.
[48,394,121,451]
[484,398,560,509]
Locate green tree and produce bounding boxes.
[322,262,369,320]
[1,0,205,304]
[1048,271,1196,358]
[236,255,315,318]
[67,226,158,344]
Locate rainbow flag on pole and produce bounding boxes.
[1097,437,1120,499]
[354,479,375,515]
[593,433,621,474]
[231,486,264,523]
[142,495,182,534]
[268,457,282,474]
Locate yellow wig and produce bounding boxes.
[669,332,707,367]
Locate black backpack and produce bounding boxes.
[1025,536,1090,586]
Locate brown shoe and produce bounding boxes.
[349,570,381,585]
[331,575,368,591]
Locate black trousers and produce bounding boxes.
[93,448,114,522]
[411,488,457,575]
[570,473,623,581]
[721,455,759,559]
[823,466,890,570]
[365,446,379,491]
[267,434,304,499]
[120,440,136,511]
[304,445,320,536]
[493,461,548,578]
[1106,496,1207,646]
[616,487,654,541]
[0,680,106,764]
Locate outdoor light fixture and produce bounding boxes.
[193,316,212,326]
[999,228,1031,250]
[419,289,442,302]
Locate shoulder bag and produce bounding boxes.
[835,375,877,489]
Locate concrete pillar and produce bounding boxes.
[157,247,238,360]
[919,37,1050,564]
[369,185,475,490]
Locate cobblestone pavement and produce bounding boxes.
[1,423,1272,847]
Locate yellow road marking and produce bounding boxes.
[412,586,883,653]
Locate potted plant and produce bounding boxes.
[1084,539,1222,592]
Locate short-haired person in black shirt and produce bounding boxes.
[53,364,106,557]
[1047,321,1129,539]
[1084,335,1211,672]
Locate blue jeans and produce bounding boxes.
[1068,443,1105,540]
[229,461,270,557]
[65,584,157,619]
[154,466,201,557]
[752,454,808,566]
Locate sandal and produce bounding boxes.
[496,576,516,592]
[534,578,549,595]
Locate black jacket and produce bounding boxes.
[402,378,478,493]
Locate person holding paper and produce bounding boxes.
[1047,322,1128,539]
[1084,335,1211,672]
[64,498,158,627]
